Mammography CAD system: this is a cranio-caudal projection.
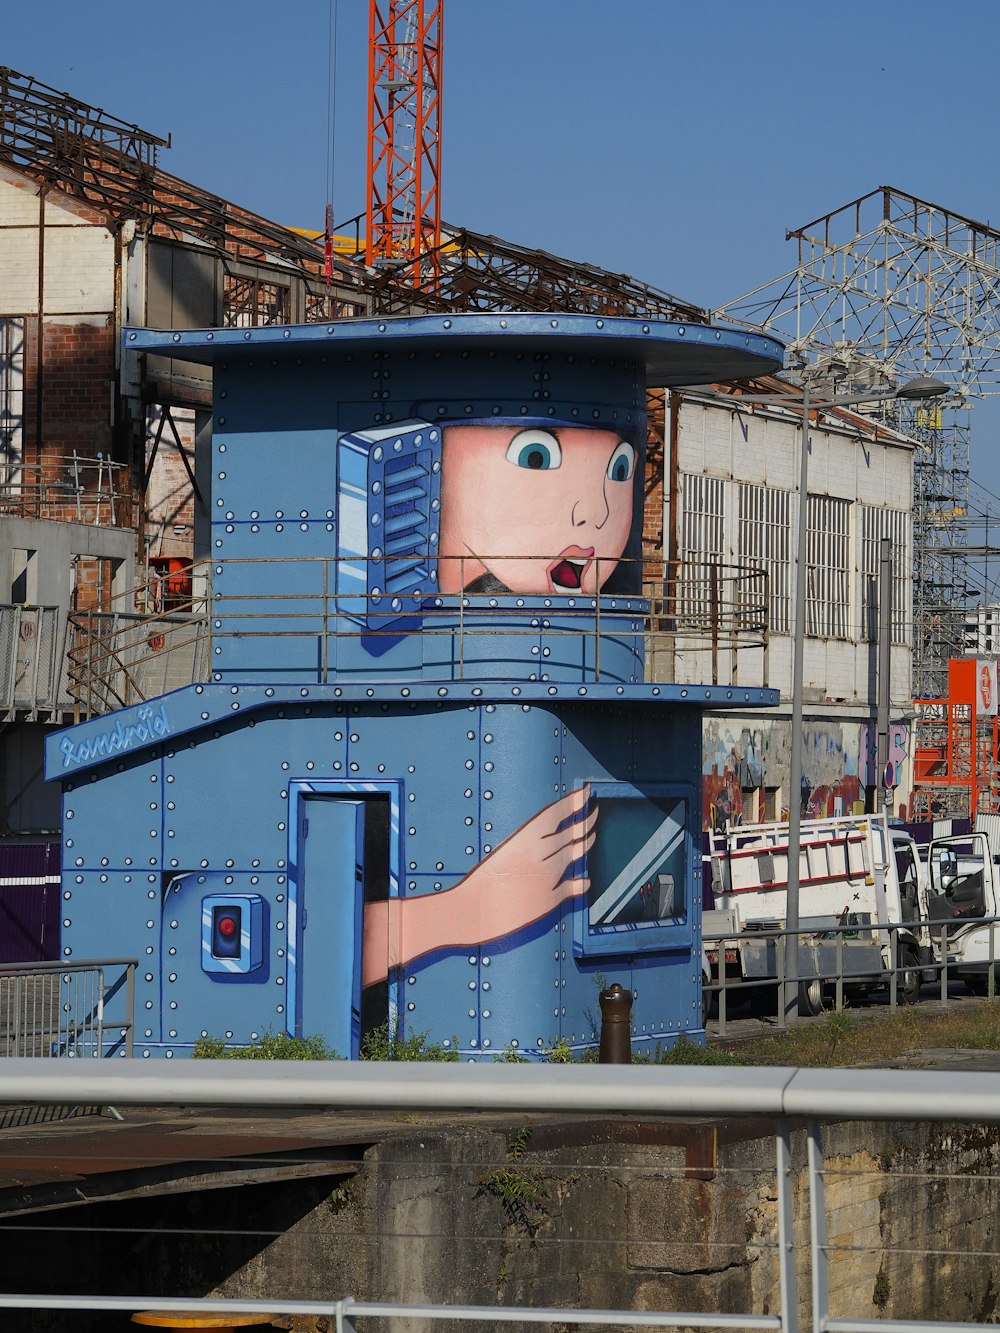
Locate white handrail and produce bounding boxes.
[2,1059,1000,1123]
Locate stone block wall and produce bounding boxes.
[208,1115,1000,1329]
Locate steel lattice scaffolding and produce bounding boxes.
[0,66,706,331]
[715,185,1000,703]
[365,0,443,288]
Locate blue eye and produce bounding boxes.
[505,429,562,471]
[607,440,636,482]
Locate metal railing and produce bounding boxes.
[2,1059,1000,1331]
[0,452,132,525]
[0,603,71,718]
[0,958,136,1057]
[66,606,211,718]
[705,915,1000,1034]
[61,555,770,716]
[647,557,769,685]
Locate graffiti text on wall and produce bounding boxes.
[59,704,173,769]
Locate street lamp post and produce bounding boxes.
[709,373,949,1023]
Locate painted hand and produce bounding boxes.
[362,785,596,986]
[461,784,596,944]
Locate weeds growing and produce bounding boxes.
[720,1000,1000,1068]
[191,999,1000,1067]
[192,1031,337,1060]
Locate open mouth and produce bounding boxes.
[548,550,593,591]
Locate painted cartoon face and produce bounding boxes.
[438,425,637,595]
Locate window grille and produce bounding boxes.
[679,474,725,623]
[0,318,25,489]
[806,495,850,639]
[859,506,909,645]
[738,483,790,634]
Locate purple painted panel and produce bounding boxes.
[0,843,60,963]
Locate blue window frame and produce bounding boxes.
[573,782,694,958]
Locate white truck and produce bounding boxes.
[925,822,1000,994]
[704,813,928,1014]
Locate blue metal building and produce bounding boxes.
[45,313,782,1059]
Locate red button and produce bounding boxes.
[218,915,238,937]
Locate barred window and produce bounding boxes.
[859,506,909,645]
[679,474,725,621]
[806,495,851,639]
[738,482,791,634]
[680,474,725,565]
[0,317,25,489]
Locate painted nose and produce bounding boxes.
[571,488,610,529]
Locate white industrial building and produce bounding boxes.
[661,385,915,828]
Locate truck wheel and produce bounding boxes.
[899,948,921,1006]
[798,978,825,1017]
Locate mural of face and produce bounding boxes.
[438,424,637,595]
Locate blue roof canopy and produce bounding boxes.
[126,312,784,385]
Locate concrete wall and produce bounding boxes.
[0,516,135,609]
[3,1113,999,1332]
[206,1115,1000,1329]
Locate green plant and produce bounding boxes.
[359,1022,460,1061]
[478,1164,549,1235]
[634,1036,739,1066]
[823,1006,856,1054]
[494,1046,529,1063]
[507,1126,532,1160]
[543,1035,574,1063]
[327,1183,352,1214]
[478,1123,550,1235]
[192,1031,338,1060]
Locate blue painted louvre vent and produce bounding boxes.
[337,421,442,640]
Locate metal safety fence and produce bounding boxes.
[0,603,70,719]
[2,1060,1000,1332]
[0,958,136,1057]
[705,914,1000,1035]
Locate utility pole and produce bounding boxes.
[876,536,893,817]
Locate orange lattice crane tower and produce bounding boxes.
[365,0,443,289]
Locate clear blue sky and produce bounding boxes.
[5,0,1000,479]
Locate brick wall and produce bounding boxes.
[34,317,114,452]
[16,316,130,526]
[642,388,666,577]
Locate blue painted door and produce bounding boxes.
[296,797,366,1057]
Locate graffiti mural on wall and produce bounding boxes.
[362,786,597,985]
[438,424,638,595]
[702,717,868,830]
[353,419,640,976]
[860,720,910,799]
[52,313,783,1058]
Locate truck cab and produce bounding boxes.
[925,831,1000,993]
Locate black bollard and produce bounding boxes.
[598,983,633,1064]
